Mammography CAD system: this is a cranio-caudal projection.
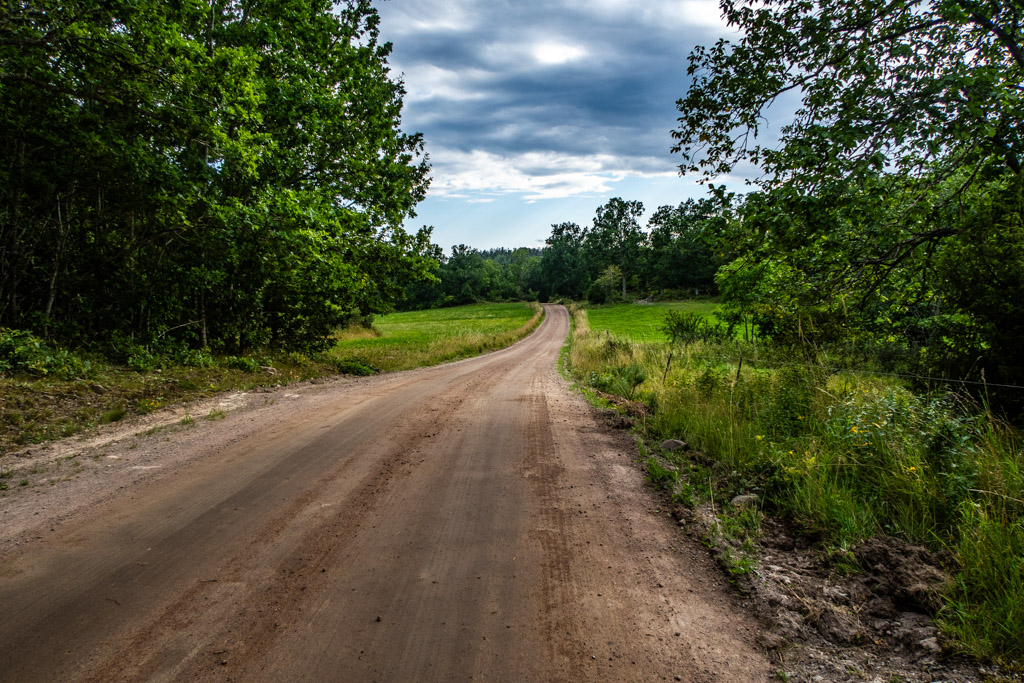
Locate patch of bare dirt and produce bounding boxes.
[664,498,1017,682]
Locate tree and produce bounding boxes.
[588,198,645,298]
[673,0,1023,190]
[672,0,1023,297]
[645,199,724,294]
[671,0,1024,396]
[539,222,589,300]
[0,0,432,351]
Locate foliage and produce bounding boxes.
[586,266,623,305]
[402,245,542,309]
[570,303,1024,661]
[0,328,92,379]
[662,310,732,345]
[670,0,1024,411]
[0,0,431,352]
[327,358,379,376]
[645,199,726,294]
[673,0,1023,187]
[587,198,645,299]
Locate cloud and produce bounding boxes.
[377,0,739,208]
[427,148,677,201]
[531,41,589,66]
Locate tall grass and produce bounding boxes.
[568,302,1024,662]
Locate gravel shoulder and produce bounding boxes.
[0,304,771,682]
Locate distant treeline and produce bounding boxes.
[403,197,725,309]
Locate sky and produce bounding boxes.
[373,0,744,252]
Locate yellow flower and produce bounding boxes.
[797,415,804,420]
[755,435,764,441]
[850,425,859,433]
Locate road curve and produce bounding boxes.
[0,304,770,682]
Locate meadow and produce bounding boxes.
[585,301,721,342]
[329,302,542,372]
[569,301,1024,663]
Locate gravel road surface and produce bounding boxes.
[0,304,770,682]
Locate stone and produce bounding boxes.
[660,439,687,452]
[731,494,760,508]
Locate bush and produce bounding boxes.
[223,355,261,373]
[662,310,732,345]
[0,328,93,379]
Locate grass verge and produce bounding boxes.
[567,301,1024,664]
[0,302,543,460]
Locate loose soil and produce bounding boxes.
[0,305,770,682]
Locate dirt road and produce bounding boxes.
[0,304,770,682]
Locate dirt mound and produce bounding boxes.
[668,508,995,682]
[854,536,951,616]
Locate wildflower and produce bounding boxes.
[755,435,764,441]
[797,415,804,420]
[850,425,859,433]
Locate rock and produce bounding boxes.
[731,494,760,508]
[918,637,941,653]
[89,383,108,394]
[660,439,687,452]
[260,366,278,375]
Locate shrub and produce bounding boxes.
[0,328,93,379]
[662,310,732,345]
[223,355,260,373]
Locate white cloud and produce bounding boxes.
[563,0,729,31]
[428,148,677,201]
[531,41,588,65]
[667,0,730,29]
[397,64,491,103]
[377,0,481,35]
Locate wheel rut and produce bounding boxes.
[0,304,771,682]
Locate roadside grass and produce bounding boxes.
[0,302,543,459]
[327,302,543,372]
[567,302,1024,664]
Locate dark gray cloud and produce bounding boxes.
[376,0,735,199]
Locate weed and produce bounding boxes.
[99,406,127,424]
[224,356,260,373]
[181,413,194,425]
[645,456,679,491]
[206,409,226,421]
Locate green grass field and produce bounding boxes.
[585,301,722,342]
[330,302,542,372]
